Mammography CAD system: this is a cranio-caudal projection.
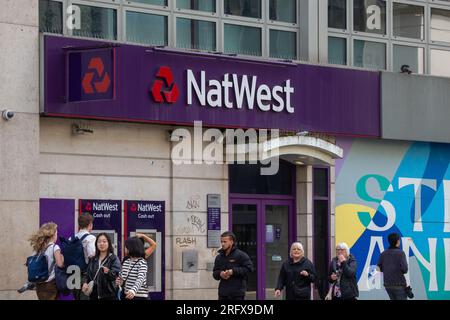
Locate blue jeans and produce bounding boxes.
[385,287,407,300]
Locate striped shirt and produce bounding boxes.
[120,258,148,298]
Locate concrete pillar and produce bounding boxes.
[0,0,40,299]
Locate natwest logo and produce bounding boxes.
[151,66,179,103]
[187,69,295,113]
[137,203,163,212]
[82,57,111,94]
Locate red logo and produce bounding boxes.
[85,202,92,212]
[151,66,179,103]
[82,57,111,94]
[130,203,137,212]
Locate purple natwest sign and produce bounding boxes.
[43,35,380,136]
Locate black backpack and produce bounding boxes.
[60,234,90,272]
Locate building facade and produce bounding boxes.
[1,0,450,300]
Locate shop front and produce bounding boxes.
[39,34,379,299]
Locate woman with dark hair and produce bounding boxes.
[82,233,121,300]
[116,236,149,300]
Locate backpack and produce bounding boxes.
[26,244,55,283]
[60,233,90,272]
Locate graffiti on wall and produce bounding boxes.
[335,138,450,300]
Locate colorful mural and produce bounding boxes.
[336,138,450,300]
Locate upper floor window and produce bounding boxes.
[39,0,63,34]
[73,4,117,40]
[329,0,347,29]
[353,0,386,35]
[224,0,262,19]
[393,3,424,40]
[269,0,296,24]
[176,0,216,12]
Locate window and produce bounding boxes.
[313,167,330,300]
[353,39,386,70]
[224,24,262,56]
[176,0,216,12]
[128,0,167,6]
[73,5,117,40]
[393,3,424,40]
[353,0,386,35]
[177,18,216,51]
[329,0,347,29]
[431,8,450,43]
[270,29,296,60]
[39,0,63,34]
[393,45,424,74]
[126,11,167,46]
[328,37,347,65]
[269,0,296,24]
[430,49,450,77]
[229,161,294,195]
[224,0,262,19]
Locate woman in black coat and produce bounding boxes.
[82,233,121,300]
[327,242,359,300]
[275,242,317,300]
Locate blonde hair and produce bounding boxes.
[290,242,304,258]
[29,222,57,253]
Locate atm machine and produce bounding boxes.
[124,200,165,300]
[79,199,122,258]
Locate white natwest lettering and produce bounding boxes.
[138,203,162,212]
[92,202,119,211]
[187,70,294,113]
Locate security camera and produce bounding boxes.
[2,110,14,121]
[400,65,412,74]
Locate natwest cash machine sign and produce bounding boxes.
[125,200,165,300]
[42,35,380,136]
[79,199,122,258]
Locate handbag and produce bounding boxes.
[325,285,334,300]
[83,254,111,297]
[55,266,71,295]
[405,286,414,299]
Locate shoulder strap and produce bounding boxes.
[79,233,91,242]
[93,254,112,281]
[123,260,140,283]
[49,244,57,271]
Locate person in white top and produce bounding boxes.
[74,214,96,265]
[28,222,64,300]
[73,213,96,300]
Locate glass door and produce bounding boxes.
[231,199,293,300]
[263,203,290,300]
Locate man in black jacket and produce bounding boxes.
[212,231,254,300]
[377,233,409,300]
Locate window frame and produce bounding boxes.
[222,19,265,57]
[123,6,170,46]
[174,13,218,52]
[351,35,388,71]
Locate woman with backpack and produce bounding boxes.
[81,233,121,300]
[28,222,64,300]
[116,237,149,300]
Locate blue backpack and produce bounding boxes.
[60,234,90,272]
[26,244,55,283]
